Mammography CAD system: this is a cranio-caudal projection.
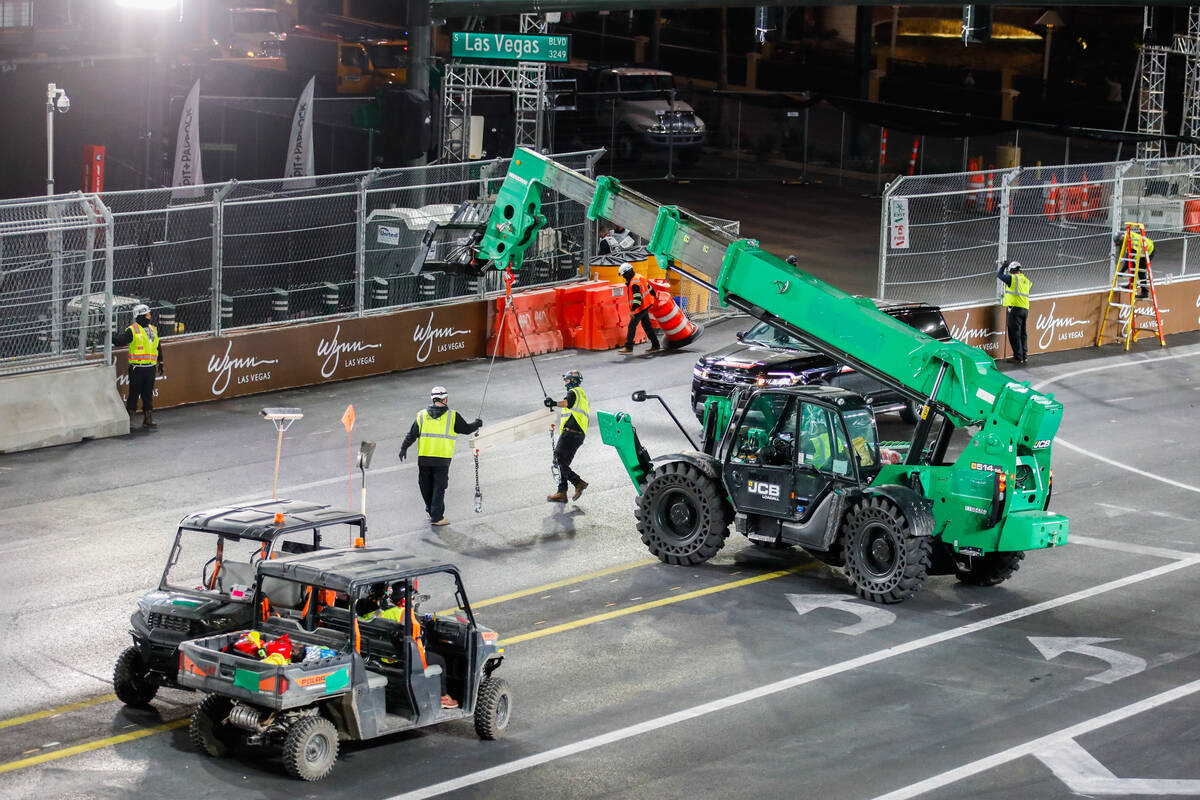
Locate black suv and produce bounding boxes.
[691,301,953,423]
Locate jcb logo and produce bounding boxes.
[748,480,781,500]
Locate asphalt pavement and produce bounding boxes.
[2,312,1200,799]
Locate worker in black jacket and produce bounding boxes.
[398,386,482,526]
[544,370,589,502]
[112,303,164,428]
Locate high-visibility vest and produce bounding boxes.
[359,603,426,668]
[416,408,457,459]
[628,275,653,312]
[1128,231,1155,258]
[1002,273,1032,309]
[805,432,831,470]
[561,386,590,435]
[128,322,159,366]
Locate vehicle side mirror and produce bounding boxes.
[735,330,747,342]
[631,390,647,402]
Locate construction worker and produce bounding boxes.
[598,224,635,255]
[112,303,163,428]
[1115,231,1153,299]
[544,369,589,502]
[398,386,482,527]
[357,582,456,708]
[998,260,1031,364]
[617,262,661,355]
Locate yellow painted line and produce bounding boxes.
[0,694,117,731]
[499,565,811,646]
[0,718,189,775]
[444,558,658,614]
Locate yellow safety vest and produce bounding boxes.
[561,386,590,435]
[1002,273,1031,310]
[1128,232,1154,258]
[128,322,159,366]
[417,408,458,459]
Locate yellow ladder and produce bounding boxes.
[1096,222,1166,350]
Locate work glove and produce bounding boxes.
[544,396,556,408]
[399,450,407,463]
[157,363,164,376]
[473,418,482,428]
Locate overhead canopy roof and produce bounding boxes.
[178,499,365,542]
[257,546,458,592]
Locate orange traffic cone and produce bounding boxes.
[648,281,701,349]
[1044,174,1059,219]
[984,168,996,213]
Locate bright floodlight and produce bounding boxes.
[115,0,179,9]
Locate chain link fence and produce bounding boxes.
[0,150,602,376]
[880,156,1200,308]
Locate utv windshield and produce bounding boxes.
[162,531,265,597]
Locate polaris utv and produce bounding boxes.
[179,546,508,781]
[114,499,367,707]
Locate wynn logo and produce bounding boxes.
[950,311,1004,349]
[413,311,471,363]
[317,324,383,378]
[207,340,280,395]
[1035,301,1091,351]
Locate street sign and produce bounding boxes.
[450,32,570,63]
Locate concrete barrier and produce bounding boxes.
[0,362,129,453]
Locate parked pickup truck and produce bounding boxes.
[285,29,408,94]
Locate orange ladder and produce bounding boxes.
[1097,222,1166,350]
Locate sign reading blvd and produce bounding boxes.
[450,32,570,63]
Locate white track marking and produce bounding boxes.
[871,678,1200,800]
[1071,534,1198,561]
[1032,347,1200,495]
[387,555,1200,800]
[1035,737,1200,796]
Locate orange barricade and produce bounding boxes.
[553,281,598,349]
[647,279,701,348]
[1043,174,1059,219]
[487,287,563,358]
[1186,198,1200,233]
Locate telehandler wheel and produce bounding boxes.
[899,399,919,425]
[955,550,1024,586]
[282,715,339,782]
[113,646,158,708]
[189,695,237,758]
[474,676,512,740]
[636,462,730,565]
[841,496,932,604]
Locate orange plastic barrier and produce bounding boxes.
[554,280,604,349]
[487,287,563,358]
[647,279,701,348]
[1186,199,1200,233]
[571,282,652,350]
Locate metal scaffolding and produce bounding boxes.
[1138,7,1200,162]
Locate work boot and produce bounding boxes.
[547,491,568,503]
[648,343,662,352]
[441,694,459,709]
[617,346,633,355]
[571,479,588,500]
[142,410,157,428]
[431,517,450,526]
[128,411,139,428]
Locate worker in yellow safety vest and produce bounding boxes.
[357,582,457,708]
[398,386,482,526]
[1115,231,1153,299]
[998,260,1032,364]
[544,369,590,502]
[112,303,164,428]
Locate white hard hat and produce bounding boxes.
[618,263,634,276]
[132,303,150,317]
[430,385,448,401]
[1007,261,1022,272]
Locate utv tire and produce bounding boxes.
[114,646,158,708]
[474,676,512,740]
[282,715,339,781]
[956,550,1025,586]
[636,462,731,565]
[841,496,932,603]
[189,695,237,758]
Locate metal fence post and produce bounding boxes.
[998,169,1018,301]
[211,180,236,335]
[356,169,379,317]
[48,198,64,355]
[77,195,95,358]
[878,177,897,298]
[99,200,114,366]
[1111,160,1133,275]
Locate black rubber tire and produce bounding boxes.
[636,462,731,565]
[189,695,237,758]
[282,715,339,782]
[474,676,512,740]
[615,130,642,163]
[956,550,1025,586]
[113,646,158,708]
[899,399,919,424]
[840,496,932,604]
